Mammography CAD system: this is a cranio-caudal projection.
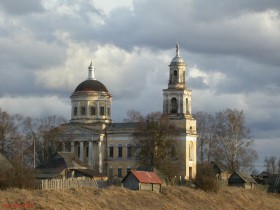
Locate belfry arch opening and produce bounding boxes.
[171,97,178,113]
[173,70,178,82]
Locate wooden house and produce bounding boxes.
[228,172,257,189]
[36,152,101,179]
[121,170,163,193]
[210,161,231,181]
[267,174,280,193]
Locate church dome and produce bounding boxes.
[72,61,110,93]
[74,79,109,92]
[171,43,185,64]
[171,56,185,63]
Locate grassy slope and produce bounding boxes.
[1,186,279,210]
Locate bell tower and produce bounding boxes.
[163,43,197,179]
[163,44,193,121]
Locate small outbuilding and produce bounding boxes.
[121,170,163,193]
[267,174,280,193]
[210,161,231,181]
[36,152,101,179]
[228,171,257,189]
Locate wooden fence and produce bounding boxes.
[34,177,108,190]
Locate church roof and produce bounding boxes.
[171,43,185,64]
[74,79,109,92]
[73,61,110,93]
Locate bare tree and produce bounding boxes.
[264,156,277,174]
[23,115,67,166]
[0,108,24,160]
[130,111,181,177]
[211,109,257,172]
[123,109,144,122]
[193,111,215,165]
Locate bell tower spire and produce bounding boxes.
[176,42,180,57]
[88,60,95,80]
[163,43,193,117]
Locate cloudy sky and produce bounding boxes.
[0,0,279,170]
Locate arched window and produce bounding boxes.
[171,98,178,113]
[109,144,114,158]
[118,144,123,158]
[74,107,78,116]
[189,142,193,161]
[118,166,122,177]
[90,106,96,115]
[173,70,178,82]
[127,144,132,158]
[81,106,86,115]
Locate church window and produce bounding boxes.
[127,167,131,174]
[107,107,111,116]
[118,168,122,177]
[127,144,132,158]
[171,98,178,113]
[100,106,105,116]
[81,106,86,115]
[109,145,114,158]
[173,70,178,82]
[189,142,193,161]
[74,107,78,116]
[90,106,96,115]
[186,98,189,114]
[118,144,123,158]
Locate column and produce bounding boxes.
[87,101,90,117]
[97,101,100,118]
[79,141,84,162]
[71,142,74,154]
[98,135,104,173]
[88,141,93,167]
[77,101,80,117]
[178,94,181,114]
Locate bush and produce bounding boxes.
[0,159,36,189]
[195,163,219,193]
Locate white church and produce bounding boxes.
[58,44,197,180]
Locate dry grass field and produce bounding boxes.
[1,186,280,210]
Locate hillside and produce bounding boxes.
[1,186,279,210]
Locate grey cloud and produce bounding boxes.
[0,0,44,15]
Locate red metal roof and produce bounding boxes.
[130,170,163,184]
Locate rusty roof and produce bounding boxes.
[123,170,163,184]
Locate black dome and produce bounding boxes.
[74,80,109,92]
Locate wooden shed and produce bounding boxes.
[36,152,101,179]
[121,170,163,193]
[210,161,231,181]
[267,174,280,193]
[228,172,257,189]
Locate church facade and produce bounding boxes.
[58,44,197,180]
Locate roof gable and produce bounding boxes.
[37,152,88,172]
[230,172,257,184]
[60,126,100,138]
[122,170,163,184]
